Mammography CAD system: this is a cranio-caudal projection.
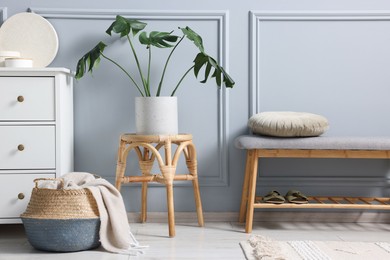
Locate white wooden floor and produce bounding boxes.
[1,220,390,259]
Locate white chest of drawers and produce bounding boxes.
[0,68,73,223]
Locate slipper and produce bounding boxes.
[262,190,285,204]
[285,190,309,204]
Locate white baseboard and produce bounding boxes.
[127,211,390,223]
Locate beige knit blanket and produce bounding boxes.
[39,172,147,255]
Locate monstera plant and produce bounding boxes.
[75,15,235,96]
[75,15,235,135]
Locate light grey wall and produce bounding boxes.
[2,0,390,212]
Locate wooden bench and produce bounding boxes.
[235,135,390,233]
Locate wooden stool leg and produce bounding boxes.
[115,139,126,191]
[245,150,258,233]
[139,156,154,224]
[183,143,204,228]
[166,183,176,237]
[239,150,252,223]
[192,177,204,227]
[141,182,148,223]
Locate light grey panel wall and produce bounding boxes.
[250,11,390,197]
[28,9,230,190]
[250,11,390,135]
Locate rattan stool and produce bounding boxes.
[115,133,204,237]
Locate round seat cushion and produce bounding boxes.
[248,111,329,137]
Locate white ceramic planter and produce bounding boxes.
[135,96,178,135]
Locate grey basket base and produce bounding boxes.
[22,217,100,252]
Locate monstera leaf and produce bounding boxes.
[75,41,107,79]
[106,15,146,37]
[193,52,235,88]
[181,26,235,88]
[180,26,204,53]
[139,31,179,48]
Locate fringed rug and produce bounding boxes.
[240,235,390,260]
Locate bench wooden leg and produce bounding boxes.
[239,150,252,223]
[245,150,258,233]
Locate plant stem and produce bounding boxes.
[101,52,144,96]
[156,36,185,97]
[170,65,195,96]
[127,35,150,96]
[147,46,151,95]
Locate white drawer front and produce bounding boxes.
[0,126,55,169]
[0,77,55,121]
[0,173,55,219]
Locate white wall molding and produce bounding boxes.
[28,8,228,20]
[30,8,230,186]
[0,7,7,22]
[249,11,390,116]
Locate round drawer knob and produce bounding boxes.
[17,144,25,151]
[18,193,25,200]
[17,96,24,102]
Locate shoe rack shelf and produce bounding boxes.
[254,196,390,210]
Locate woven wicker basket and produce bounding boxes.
[21,178,101,252]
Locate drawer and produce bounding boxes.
[0,126,55,169]
[0,173,55,219]
[0,77,55,121]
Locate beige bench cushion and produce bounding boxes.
[248,111,329,137]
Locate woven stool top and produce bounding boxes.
[121,133,193,143]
